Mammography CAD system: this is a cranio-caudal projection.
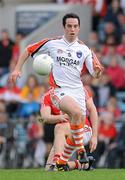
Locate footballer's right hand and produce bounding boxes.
[8,70,21,85]
[59,114,69,123]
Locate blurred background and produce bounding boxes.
[0,0,125,169]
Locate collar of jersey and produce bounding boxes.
[63,35,78,46]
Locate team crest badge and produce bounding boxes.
[76,51,82,58]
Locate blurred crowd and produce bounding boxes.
[0,0,125,169]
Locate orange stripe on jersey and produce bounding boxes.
[27,36,62,57]
[92,51,103,71]
[80,64,87,76]
[49,71,60,88]
[27,38,50,56]
[84,85,92,100]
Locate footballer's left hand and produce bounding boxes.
[89,135,97,153]
[94,67,102,78]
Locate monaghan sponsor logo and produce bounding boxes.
[57,56,80,68]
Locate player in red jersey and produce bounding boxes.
[39,86,98,171]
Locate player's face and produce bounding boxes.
[64,18,80,42]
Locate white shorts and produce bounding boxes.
[83,125,92,145]
[50,87,86,115]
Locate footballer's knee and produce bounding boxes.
[70,109,83,124]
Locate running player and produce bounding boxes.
[9,13,103,169]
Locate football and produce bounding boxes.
[33,54,54,75]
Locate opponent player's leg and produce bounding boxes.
[45,146,55,171]
[46,123,72,171]
[53,123,70,164]
[54,123,77,171]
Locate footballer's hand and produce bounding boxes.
[89,136,97,153]
[8,70,21,85]
[94,67,102,78]
[92,51,104,78]
[59,114,69,122]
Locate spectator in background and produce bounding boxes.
[101,35,116,55]
[88,31,100,51]
[106,97,121,121]
[0,57,26,89]
[117,33,125,58]
[0,100,7,153]
[27,113,46,167]
[10,33,23,70]
[20,74,41,102]
[13,118,27,168]
[0,29,14,77]
[91,72,116,108]
[102,36,125,68]
[17,75,41,117]
[0,100,14,168]
[107,120,125,168]
[99,22,120,43]
[99,112,117,143]
[93,112,117,167]
[0,82,21,102]
[104,0,123,27]
[106,56,125,90]
[117,13,125,34]
[92,0,107,31]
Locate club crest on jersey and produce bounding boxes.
[57,49,63,54]
[76,51,82,58]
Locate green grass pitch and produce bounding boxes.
[0,169,125,180]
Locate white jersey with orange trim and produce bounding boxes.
[27,36,102,89]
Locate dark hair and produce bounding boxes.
[62,13,80,27]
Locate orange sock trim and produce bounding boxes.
[70,122,83,130]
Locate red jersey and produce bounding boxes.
[41,88,60,115]
[41,87,92,126]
